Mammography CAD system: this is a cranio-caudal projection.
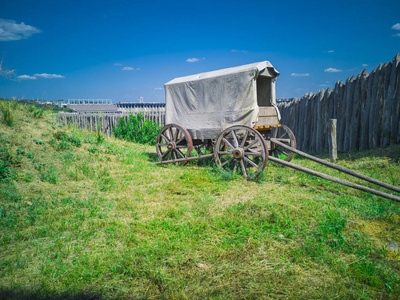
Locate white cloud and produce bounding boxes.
[324,67,341,73]
[154,87,163,90]
[186,58,199,63]
[34,73,64,79]
[392,23,400,30]
[231,49,238,52]
[122,67,135,71]
[18,74,37,80]
[393,33,400,37]
[362,64,368,67]
[18,73,64,79]
[114,63,122,66]
[328,50,334,53]
[0,19,41,41]
[291,73,310,77]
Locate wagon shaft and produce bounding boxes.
[270,138,400,202]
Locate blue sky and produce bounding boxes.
[0,0,399,102]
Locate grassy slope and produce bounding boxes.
[1,103,400,299]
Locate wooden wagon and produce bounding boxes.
[155,61,296,177]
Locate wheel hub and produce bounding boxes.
[167,142,176,150]
[233,148,244,159]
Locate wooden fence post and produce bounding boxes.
[328,119,338,162]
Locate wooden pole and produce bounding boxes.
[268,156,400,203]
[328,119,337,162]
[271,138,400,194]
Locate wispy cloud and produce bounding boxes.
[391,23,400,37]
[154,87,163,90]
[392,23,400,30]
[0,19,41,41]
[291,73,310,77]
[231,49,248,53]
[17,75,37,80]
[114,63,122,66]
[327,50,334,53]
[35,73,64,79]
[17,73,64,80]
[122,66,139,71]
[362,64,368,67]
[186,58,199,63]
[324,67,342,73]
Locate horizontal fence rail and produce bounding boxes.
[56,110,165,137]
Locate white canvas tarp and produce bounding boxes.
[164,61,279,139]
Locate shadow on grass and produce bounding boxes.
[0,289,102,300]
[144,152,159,162]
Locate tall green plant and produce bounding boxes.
[0,102,15,127]
[113,112,161,145]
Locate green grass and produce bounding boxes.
[0,101,400,299]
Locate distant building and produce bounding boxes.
[64,99,165,114]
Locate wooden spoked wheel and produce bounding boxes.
[214,126,268,178]
[268,124,296,162]
[156,124,193,164]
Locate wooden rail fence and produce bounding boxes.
[56,110,165,137]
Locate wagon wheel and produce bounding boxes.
[156,124,193,164]
[214,126,268,178]
[268,124,296,162]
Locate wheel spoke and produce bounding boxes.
[176,148,186,158]
[221,157,234,167]
[232,130,239,147]
[157,143,168,147]
[279,132,288,139]
[244,156,258,168]
[222,137,235,150]
[218,150,233,155]
[173,151,177,160]
[162,150,171,159]
[176,137,185,145]
[244,139,258,151]
[240,160,248,177]
[161,133,170,143]
[233,161,238,173]
[240,130,249,148]
[168,127,173,141]
[244,151,262,157]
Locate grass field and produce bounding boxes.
[1,101,400,299]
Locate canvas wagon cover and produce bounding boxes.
[164,61,279,139]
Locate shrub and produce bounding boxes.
[33,108,45,118]
[113,112,161,145]
[0,135,13,180]
[0,103,14,127]
[52,131,81,150]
